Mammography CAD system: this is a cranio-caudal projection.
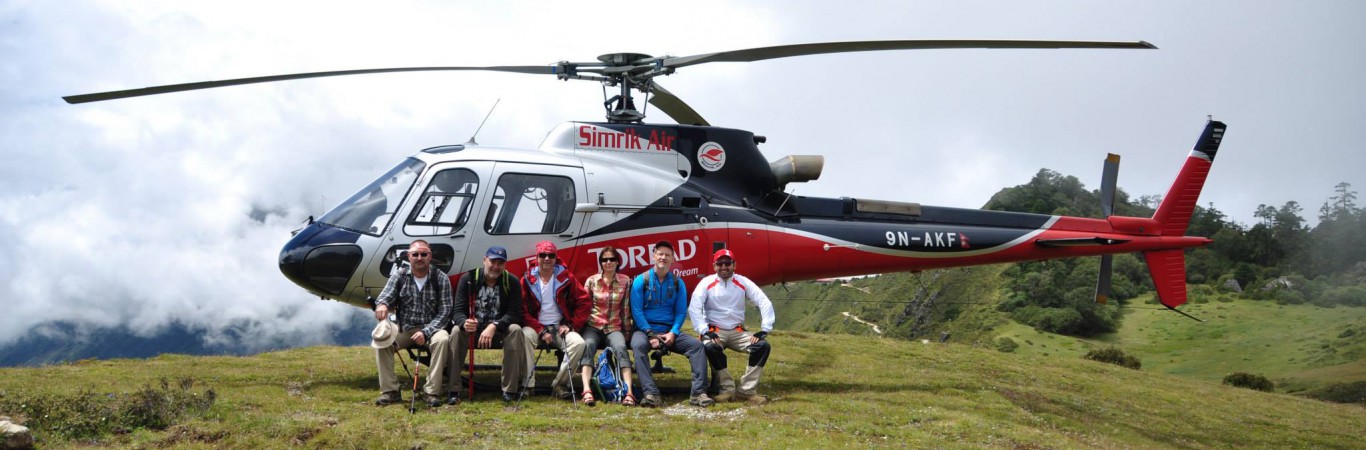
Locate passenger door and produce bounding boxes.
[468,162,588,279]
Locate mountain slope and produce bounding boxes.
[768,269,1366,396]
[0,311,375,367]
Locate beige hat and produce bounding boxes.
[370,320,398,349]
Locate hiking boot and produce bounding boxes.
[423,393,443,408]
[552,386,573,401]
[502,391,521,403]
[374,391,402,406]
[713,391,736,403]
[736,392,768,405]
[445,393,462,406]
[689,393,715,407]
[639,394,662,408]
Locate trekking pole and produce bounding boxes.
[394,343,414,393]
[409,349,423,414]
[516,346,546,410]
[467,295,477,401]
[561,331,578,407]
[568,359,578,407]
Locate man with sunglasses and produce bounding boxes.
[372,240,454,408]
[631,240,713,407]
[517,241,590,401]
[688,249,776,405]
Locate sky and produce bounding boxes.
[2,0,1363,349]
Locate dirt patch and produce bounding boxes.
[157,424,225,447]
[660,404,748,421]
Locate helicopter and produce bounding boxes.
[64,39,1224,313]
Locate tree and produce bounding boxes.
[1188,203,1228,237]
[1308,182,1365,275]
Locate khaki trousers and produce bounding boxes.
[375,328,451,396]
[516,326,585,392]
[708,328,766,396]
[451,324,530,394]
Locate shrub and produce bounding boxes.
[995,337,1018,353]
[1082,346,1141,369]
[0,377,214,440]
[1274,289,1307,305]
[1316,285,1366,307]
[1299,381,1366,404]
[1222,372,1274,392]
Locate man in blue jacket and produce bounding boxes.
[629,240,713,407]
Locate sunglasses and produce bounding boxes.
[600,257,619,263]
[715,260,734,266]
[410,252,430,258]
[538,253,557,259]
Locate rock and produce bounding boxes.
[1262,277,1294,291]
[0,418,35,450]
[1221,278,1243,293]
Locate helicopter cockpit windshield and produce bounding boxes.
[318,158,425,236]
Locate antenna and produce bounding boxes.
[465,99,500,145]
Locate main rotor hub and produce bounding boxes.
[597,53,654,66]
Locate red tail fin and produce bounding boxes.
[1143,121,1227,309]
[1143,249,1188,308]
[1152,121,1226,235]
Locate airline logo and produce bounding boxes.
[697,141,726,172]
[575,124,677,152]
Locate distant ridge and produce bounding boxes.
[0,311,373,367]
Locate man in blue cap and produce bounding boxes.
[450,245,530,403]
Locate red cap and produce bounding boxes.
[535,241,558,256]
[713,249,735,263]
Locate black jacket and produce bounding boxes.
[451,268,522,333]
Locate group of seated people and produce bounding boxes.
[369,238,776,409]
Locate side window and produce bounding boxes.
[405,168,479,236]
[485,173,575,235]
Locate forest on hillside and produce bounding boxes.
[986,169,1366,336]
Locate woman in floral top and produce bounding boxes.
[578,246,635,406]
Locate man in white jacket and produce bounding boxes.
[688,249,776,405]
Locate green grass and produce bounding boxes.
[1,332,1362,448]
[993,296,1366,392]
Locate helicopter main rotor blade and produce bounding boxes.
[646,83,709,126]
[662,39,1156,69]
[63,65,557,104]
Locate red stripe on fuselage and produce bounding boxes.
[519,225,1209,291]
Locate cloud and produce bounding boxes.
[2,1,1365,350]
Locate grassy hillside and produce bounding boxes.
[771,266,1009,345]
[995,296,1366,392]
[772,268,1366,395]
[1,333,1362,448]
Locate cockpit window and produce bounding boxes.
[318,158,425,236]
[405,168,479,236]
[484,173,575,235]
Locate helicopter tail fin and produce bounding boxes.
[1151,120,1227,236]
[1140,120,1226,310]
[1142,249,1188,308]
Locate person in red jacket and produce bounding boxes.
[518,241,591,401]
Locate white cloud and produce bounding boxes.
[1,0,1364,348]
